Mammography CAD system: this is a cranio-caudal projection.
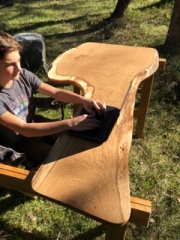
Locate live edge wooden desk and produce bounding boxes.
[0,43,166,239]
[31,43,162,239]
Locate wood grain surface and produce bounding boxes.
[32,42,159,225]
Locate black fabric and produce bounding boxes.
[69,105,120,143]
[0,145,27,167]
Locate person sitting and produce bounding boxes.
[0,31,106,168]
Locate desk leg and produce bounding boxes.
[105,224,127,240]
[134,74,155,138]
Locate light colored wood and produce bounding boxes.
[48,43,159,107]
[159,58,166,70]
[129,197,151,227]
[105,197,151,240]
[133,58,166,138]
[0,164,151,239]
[0,162,152,227]
[49,55,166,139]
[133,74,155,138]
[0,43,157,240]
[32,43,158,226]
[0,163,35,195]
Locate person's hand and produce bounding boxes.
[70,114,101,131]
[82,99,106,116]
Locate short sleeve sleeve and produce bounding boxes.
[21,68,42,91]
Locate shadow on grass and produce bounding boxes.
[0,188,31,215]
[0,219,104,240]
[71,224,104,240]
[0,188,47,240]
[0,187,105,240]
[138,0,173,10]
[0,220,52,240]
[0,0,14,8]
[8,14,117,43]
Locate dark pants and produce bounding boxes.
[13,115,60,168]
[13,134,59,168]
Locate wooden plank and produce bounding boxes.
[159,58,166,69]
[105,224,127,240]
[0,163,35,195]
[134,58,166,138]
[105,197,151,239]
[0,164,30,179]
[133,74,155,138]
[0,163,151,227]
[129,197,151,227]
[130,196,151,207]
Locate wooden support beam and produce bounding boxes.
[0,163,35,195]
[159,58,166,70]
[104,197,151,240]
[0,164,152,229]
[0,164,152,240]
[133,58,166,138]
[129,196,151,227]
[105,224,127,240]
[133,74,155,138]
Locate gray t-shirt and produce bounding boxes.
[0,68,42,147]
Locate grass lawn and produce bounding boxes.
[0,0,180,239]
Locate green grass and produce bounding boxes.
[0,0,180,239]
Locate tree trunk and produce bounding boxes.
[164,0,180,52]
[110,0,132,18]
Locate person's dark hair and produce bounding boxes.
[0,31,22,59]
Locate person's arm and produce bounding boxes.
[37,82,106,115]
[0,82,105,137]
[0,111,101,137]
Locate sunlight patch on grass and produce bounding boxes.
[140,23,168,38]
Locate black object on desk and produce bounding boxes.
[69,106,120,143]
